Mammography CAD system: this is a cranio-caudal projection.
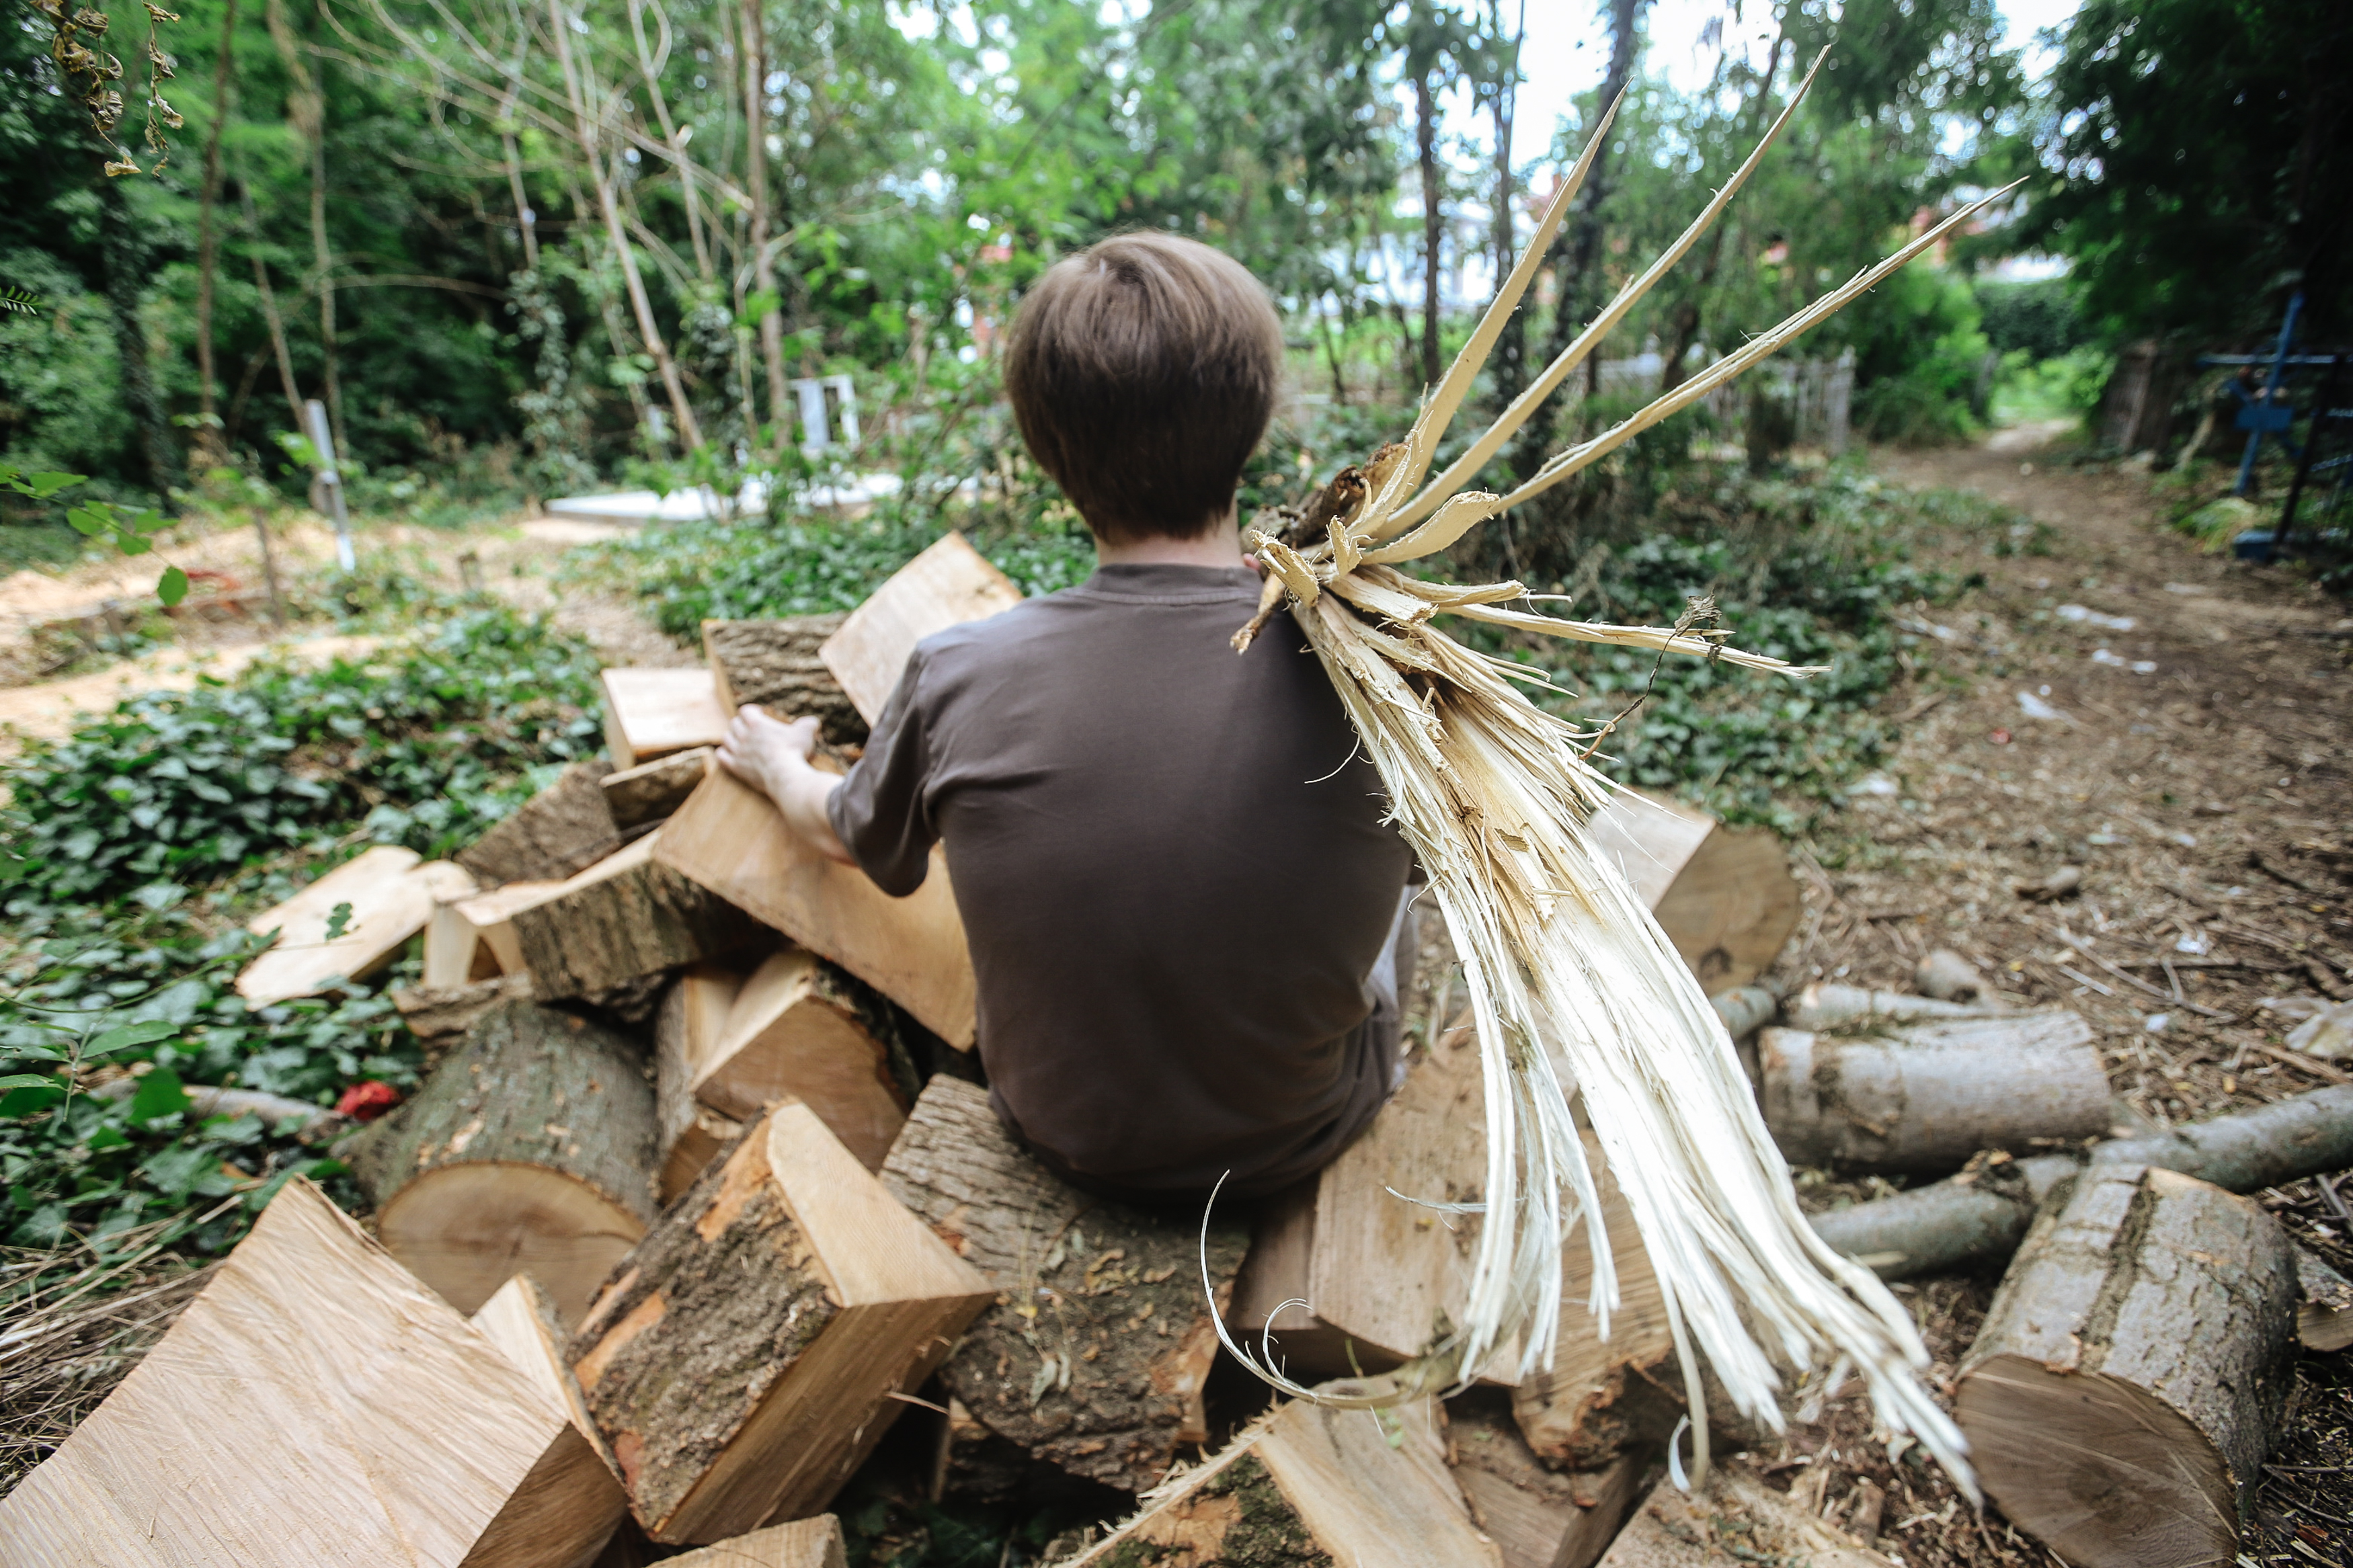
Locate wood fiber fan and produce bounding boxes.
[1213,52,2019,1491]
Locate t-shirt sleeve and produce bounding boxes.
[826,650,937,897]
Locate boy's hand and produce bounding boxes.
[716,705,856,865]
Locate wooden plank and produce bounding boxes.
[655,769,975,1048]
[237,848,477,1007]
[694,948,910,1171]
[1585,788,1799,991]
[602,667,729,769]
[603,747,715,831]
[819,532,1022,725]
[0,1178,621,1568]
[569,1101,992,1542]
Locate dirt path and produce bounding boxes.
[1768,434,2351,1568]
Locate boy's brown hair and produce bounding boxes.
[1003,232,1284,542]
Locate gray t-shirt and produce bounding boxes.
[829,562,1413,1196]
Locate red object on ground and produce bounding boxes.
[335,1080,401,1121]
[1989,728,2012,744]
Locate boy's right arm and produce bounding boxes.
[715,706,856,865]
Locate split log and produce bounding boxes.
[425,893,508,987]
[236,846,476,1006]
[1914,947,1994,1004]
[820,532,1023,725]
[1594,1460,1890,1568]
[567,1100,992,1542]
[1066,1397,1501,1568]
[704,614,865,744]
[655,964,748,1206]
[2297,1247,2353,1352]
[696,948,912,1172]
[1780,983,1995,1031]
[509,831,766,1002]
[448,877,570,977]
[459,759,622,887]
[602,667,729,768]
[1445,1394,1653,1568]
[393,973,536,1045]
[1228,1018,1495,1380]
[660,1518,849,1568]
[345,999,658,1324]
[604,747,714,831]
[1758,1010,2107,1171]
[471,1272,631,1530]
[0,1178,620,1568]
[878,1077,1250,1493]
[1584,788,1800,991]
[656,768,975,1048]
[1812,1085,2353,1280]
[1956,1165,2298,1568]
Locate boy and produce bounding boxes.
[717,232,1413,1203]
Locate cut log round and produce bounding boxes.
[508,831,767,1002]
[568,1100,991,1543]
[703,615,865,745]
[655,964,747,1206]
[1758,1011,2108,1172]
[603,748,715,831]
[346,999,657,1325]
[694,948,912,1172]
[879,1077,1250,1493]
[1956,1165,2298,1568]
[459,759,621,887]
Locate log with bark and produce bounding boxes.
[1811,1085,2353,1280]
[1758,1009,2108,1171]
[0,1178,622,1568]
[820,533,1023,726]
[1956,1165,2299,1568]
[694,948,914,1172]
[655,963,748,1206]
[1593,1459,1891,1568]
[447,877,571,979]
[345,999,658,1324]
[656,768,976,1048]
[602,667,729,768]
[236,846,476,1006]
[1445,1393,1654,1568]
[604,747,715,831]
[1583,788,1800,991]
[879,1076,1250,1494]
[393,973,536,1046]
[1913,948,1995,1004]
[509,831,767,1002]
[660,1518,849,1568]
[704,614,865,745]
[1779,983,1995,1031]
[2298,1247,2353,1353]
[567,1099,992,1542]
[459,758,622,887]
[1066,1397,1501,1568]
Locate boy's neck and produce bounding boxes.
[1090,510,1244,571]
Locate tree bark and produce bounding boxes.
[1417,70,1443,392]
[742,0,789,440]
[1758,1012,2109,1172]
[99,183,180,503]
[605,748,716,832]
[879,1077,1250,1494]
[192,0,239,468]
[344,999,658,1325]
[508,831,766,1001]
[1487,3,1527,411]
[703,614,866,745]
[1956,1165,2297,1568]
[239,182,307,435]
[459,759,623,888]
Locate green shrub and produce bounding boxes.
[1975,278,2089,362]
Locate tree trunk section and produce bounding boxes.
[1758,1011,2108,1171]
[1583,790,1798,992]
[568,1102,990,1542]
[346,999,657,1325]
[704,615,866,745]
[191,0,240,464]
[879,1077,1250,1494]
[1956,1165,2297,1568]
[606,748,715,832]
[509,832,767,1002]
[461,759,621,887]
[655,964,747,1206]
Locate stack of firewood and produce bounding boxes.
[5,533,2345,1568]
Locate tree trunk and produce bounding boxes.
[605,747,716,832]
[742,0,789,440]
[694,948,912,1171]
[655,964,747,1205]
[1810,1085,2353,1280]
[1068,1398,1499,1568]
[1417,71,1443,392]
[1488,9,1526,411]
[508,832,764,1003]
[1957,1165,2297,1568]
[100,182,180,503]
[1758,1012,2110,1172]
[346,999,657,1325]
[459,759,623,888]
[240,182,307,434]
[567,1102,990,1542]
[704,614,866,745]
[191,0,239,467]
[879,1077,1250,1494]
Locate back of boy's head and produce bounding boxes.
[1004,233,1283,543]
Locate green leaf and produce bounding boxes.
[89,1020,177,1057]
[0,1075,60,1091]
[28,471,87,499]
[65,507,111,537]
[85,1124,132,1151]
[157,566,190,606]
[0,1085,66,1117]
[323,901,355,941]
[128,1069,191,1123]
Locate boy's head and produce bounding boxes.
[1004,233,1283,544]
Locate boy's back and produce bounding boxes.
[832,561,1412,1196]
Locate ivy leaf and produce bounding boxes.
[28,472,87,499]
[0,1084,65,1117]
[65,506,112,537]
[323,901,355,941]
[128,1068,192,1123]
[89,1020,178,1057]
[158,566,190,606]
[0,1074,59,1091]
